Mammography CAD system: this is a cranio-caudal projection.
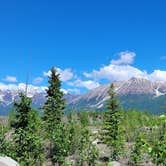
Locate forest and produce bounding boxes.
[0,67,165,166]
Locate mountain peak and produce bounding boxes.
[0,77,166,115]
[67,78,166,112]
[115,77,154,95]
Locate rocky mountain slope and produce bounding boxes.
[67,77,166,114]
[0,77,166,115]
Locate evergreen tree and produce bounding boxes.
[42,67,67,165]
[0,124,10,156]
[11,93,44,165]
[101,83,124,161]
[42,67,65,134]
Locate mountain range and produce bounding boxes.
[0,77,166,115]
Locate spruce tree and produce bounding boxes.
[11,92,44,165]
[102,83,124,161]
[42,67,67,164]
[42,67,65,134]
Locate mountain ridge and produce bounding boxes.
[0,77,166,115]
[67,77,166,113]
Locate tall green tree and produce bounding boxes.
[42,67,65,135]
[101,83,124,161]
[42,67,68,165]
[11,93,44,165]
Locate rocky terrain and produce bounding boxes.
[67,77,166,114]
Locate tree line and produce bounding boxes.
[0,67,165,165]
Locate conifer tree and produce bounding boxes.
[42,67,67,165]
[102,83,124,161]
[0,124,10,156]
[11,93,44,165]
[42,67,65,135]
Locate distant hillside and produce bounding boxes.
[0,77,166,115]
[67,78,166,114]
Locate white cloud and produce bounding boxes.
[0,83,18,91]
[57,68,74,82]
[84,51,166,82]
[0,81,82,96]
[43,67,74,82]
[3,76,17,83]
[43,71,51,77]
[0,82,46,94]
[32,77,43,85]
[111,51,136,65]
[149,70,166,81]
[84,64,148,81]
[0,82,70,96]
[67,88,81,94]
[61,88,68,94]
[68,79,100,90]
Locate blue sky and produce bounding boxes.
[0,0,166,94]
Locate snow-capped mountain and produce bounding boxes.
[68,77,166,105]
[0,77,166,115]
[0,86,45,106]
[67,78,166,114]
[0,86,78,115]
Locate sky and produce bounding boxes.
[0,0,166,94]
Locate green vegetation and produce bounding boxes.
[75,128,99,166]
[119,94,166,114]
[10,93,44,165]
[0,124,10,156]
[101,84,124,161]
[149,115,166,165]
[42,67,67,165]
[129,133,146,165]
[0,67,165,165]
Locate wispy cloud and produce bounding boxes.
[67,88,81,94]
[3,76,17,83]
[68,79,100,90]
[32,77,43,85]
[111,51,136,65]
